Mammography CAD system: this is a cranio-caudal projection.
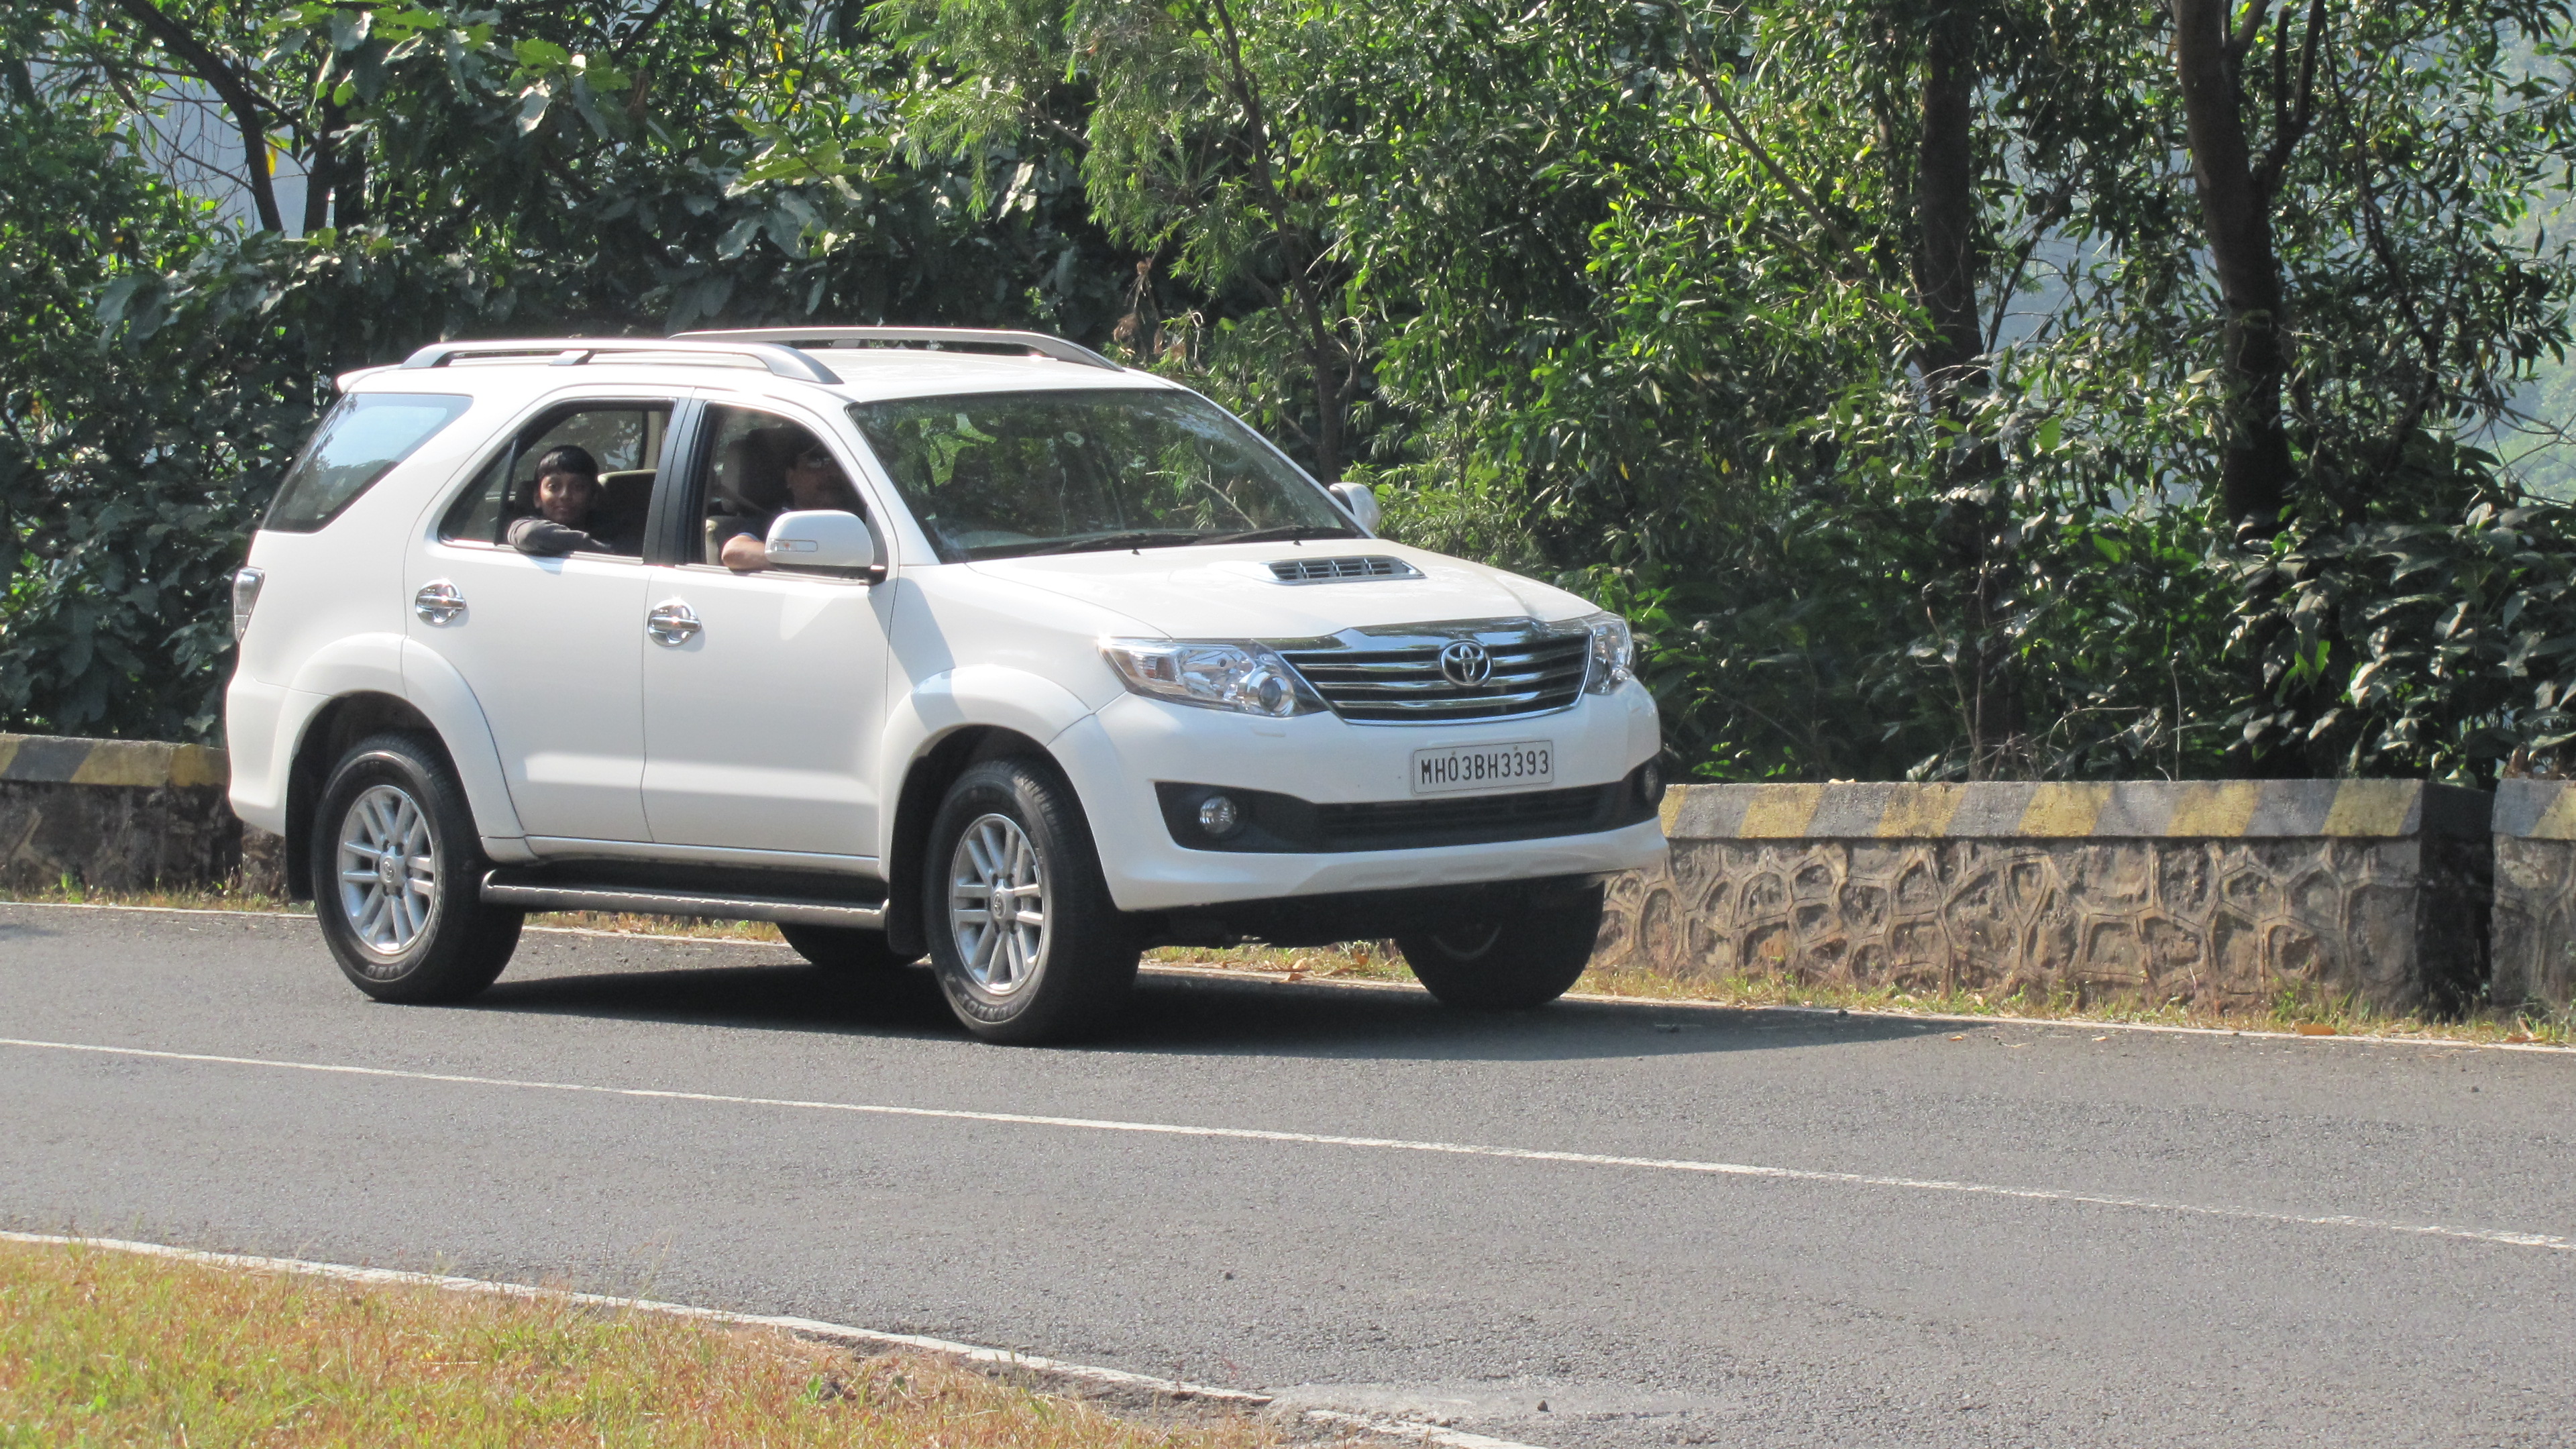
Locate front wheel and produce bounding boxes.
[311,733,523,1004]
[1398,885,1604,1010]
[922,758,1137,1044]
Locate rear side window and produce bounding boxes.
[263,393,473,533]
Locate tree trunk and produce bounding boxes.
[1913,6,2013,773]
[1913,13,1981,399]
[2172,0,2295,535]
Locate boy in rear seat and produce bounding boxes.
[506,445,608,555]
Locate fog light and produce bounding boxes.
[1197,794,1242,837]
[1639,761,1665,804]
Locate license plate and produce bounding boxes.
[1410,740,1554,796]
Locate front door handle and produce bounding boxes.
[413,580,466,625]
[645,600,701,645]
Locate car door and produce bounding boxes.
[637,400,894,863]
[407,394,689,845]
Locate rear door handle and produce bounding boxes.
[413,580,466,625]
[645,600,701,645]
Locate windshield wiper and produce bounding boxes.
[1192,523,1359,545]
[994,529,1210,558]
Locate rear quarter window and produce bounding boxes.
[263,393,474,533]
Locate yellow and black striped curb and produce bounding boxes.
[1660,780,2492,841]
[0,733,229,790]
[2495,779,2576,841]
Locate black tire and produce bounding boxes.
[310,732,523,1004]
[921,757,1137,1044]
[780,922,920,971]
[1398,884,1604,1010]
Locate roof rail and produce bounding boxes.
[672,326,1123,373]
[396,337,843,384]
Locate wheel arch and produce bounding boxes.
[882,725,1058,957]
[282,692,452,901]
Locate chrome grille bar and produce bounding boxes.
[1274,618,1591,724]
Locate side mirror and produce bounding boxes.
[765,510,882,575]
[1327,482,1382,534]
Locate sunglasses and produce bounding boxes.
[793,449,834,469]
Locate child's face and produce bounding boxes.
[535,470,597,525]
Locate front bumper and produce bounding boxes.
[1052,680,1668,912]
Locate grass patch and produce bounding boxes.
[0,1237,1291,1448]
[1144,942,2574,1046]
[9,885,2567,1046]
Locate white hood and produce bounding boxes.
[963,541,1598,640]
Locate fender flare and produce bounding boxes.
[396,637,528,848]
[875,665,1097,859]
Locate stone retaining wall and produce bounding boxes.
[0,733,279,894]
[2492,779,2576,1011]
[1595,780,2496,1016]
[3,728,2543,1014]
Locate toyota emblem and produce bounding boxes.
[1438,639,1493,686]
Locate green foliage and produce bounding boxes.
[3,1,1132,739]
[11,0,2576,787]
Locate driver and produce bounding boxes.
[719,439,865,572]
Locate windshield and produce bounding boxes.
[846,389,1355,561]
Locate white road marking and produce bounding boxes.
[0,1232,1541,1449]
[5,1034,2571,1255]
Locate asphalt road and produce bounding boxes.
[5,902,2575,1447]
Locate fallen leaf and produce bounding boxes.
[2091,1035,2108,1042]
[1948,1034,1965,1041]
[2295,1023,2337,1036]
[2505,1033,2534,1044]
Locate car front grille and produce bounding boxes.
[1267,555,1422,584]
[1276,619,1591,724]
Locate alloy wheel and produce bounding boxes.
[336,783,439,962]
[947,812,1050,996]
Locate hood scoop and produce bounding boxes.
[1267,555,1424,584]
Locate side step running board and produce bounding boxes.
[478,876,884,930]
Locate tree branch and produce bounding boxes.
[2255,0,2328,196]
[613,0,684,58]
[1195,0,1351,474]
[2227,0,2271,62]
[1670,44,1870,287]
[108,0,284,231]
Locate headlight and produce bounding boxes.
[1102,638,1325,718]
[1581,611,1633,693]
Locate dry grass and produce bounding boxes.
[9,884,2567,1047]
[0,1238,1291,1449]
[1145,941,2576,1047]
[1558,961,2576,1046]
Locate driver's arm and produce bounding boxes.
[719,532,769,572]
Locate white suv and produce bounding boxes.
[226,328,1666,1042]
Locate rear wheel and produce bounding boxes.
[922,758,1137,1044]
[311,733,522,1003]
[780,922,919,971]
[1398,885,1603,1010]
